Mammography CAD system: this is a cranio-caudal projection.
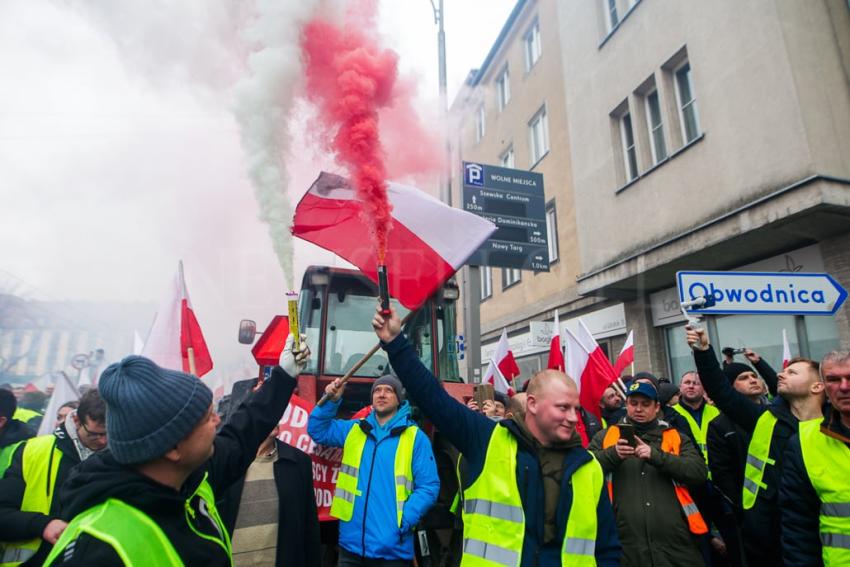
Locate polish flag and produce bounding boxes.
[573,320,618,420]
[547,310,565,371]
[292,172,496,310]
[613,330,634,376]
[142,261,213,377]
[782,329,792,369]
[483,329,519,395]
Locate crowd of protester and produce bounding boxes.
[0,311,847,566]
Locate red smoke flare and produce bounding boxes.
[301,16,398,261]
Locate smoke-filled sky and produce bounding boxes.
[0,0,515,380]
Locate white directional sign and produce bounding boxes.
[676,271,848,315]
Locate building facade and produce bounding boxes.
[452,0,850,383]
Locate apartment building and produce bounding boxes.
[452,0,850,381]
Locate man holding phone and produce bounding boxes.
[589,381,708,566]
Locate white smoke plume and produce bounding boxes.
[233,0,320,290]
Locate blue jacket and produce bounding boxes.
[383,335,621,567]
[307,398,439,560]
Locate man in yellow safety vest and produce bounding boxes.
[44,334,308,566]
[373,306,621,566]
[307,372,439,565]
[686,325,824,566]
[0,389,107,566]
[781,349,850,566]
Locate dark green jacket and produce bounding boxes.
[589,419,707,567]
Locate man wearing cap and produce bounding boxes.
[686,326,824,566]
[781,349,850,566]
[44,335,309,566]
[373,307,621,567]
[0,389,107,566]
[308,373,439,566]
[589,381,708,567]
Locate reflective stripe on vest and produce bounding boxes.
[602,425,708,535]
[329,424,418,527]
[672,403,720,459]
[43,475,229,567]
[0,435,62,567]
[461,426,601,566]
[798,419,850,566]
[742,411,778,510]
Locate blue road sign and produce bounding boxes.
[676,271,848,316]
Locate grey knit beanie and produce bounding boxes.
[99,355,213,464]
[371,375,405,402]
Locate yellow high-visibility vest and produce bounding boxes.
[330,424,417,527]
[44,474,230,566]
[461,426,602,566]
[0,435,62,567]
[798,419,850,566]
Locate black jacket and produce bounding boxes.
[219,440,321,567]
[0,419,35,455]
[706,413,750,511]
[780,405,850,567]
[694,346,801,565]
[50,366,297,566]
[0,423,82,566]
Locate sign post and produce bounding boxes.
[676,271,848,315]
[462,161,549,271]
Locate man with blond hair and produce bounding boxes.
[373,307,620,566]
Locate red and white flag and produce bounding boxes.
[292,172,496,310]
[142,261,213,377]
[547,310,565,371]
[483,329,519,395]
[572,320,618,420]
[613,330,634,377]
[782,329,792,369]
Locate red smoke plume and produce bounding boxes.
[301,14,398,261]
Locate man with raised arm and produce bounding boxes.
[373,306,620,566]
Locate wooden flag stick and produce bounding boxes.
[187,347,197,376]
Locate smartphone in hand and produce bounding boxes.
[619,423,636,447]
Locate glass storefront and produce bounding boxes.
[665,314,840,384]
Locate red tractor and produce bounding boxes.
[238,265,471,565]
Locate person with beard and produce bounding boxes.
[673,372,721,459]
[686,326,824,566]
[43,335,309,566]
[599,385,625,427]
[781,350,850,566]
[307,373,439,566]
[589,381,708,567]
[372,306,621,567]
[0,389,107,566]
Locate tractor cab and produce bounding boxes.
[293,265,467,416]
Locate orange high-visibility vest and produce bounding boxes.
[602,425,708,535]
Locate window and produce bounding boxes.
[545,203,559,263]
[605,0,619,32]
[674,62,701,143]
[502,268,521,289]
[496,67,511,111]
[499,146,515,168]
[619,111,638,181]
[524,21,541,71]
[475,105,486,142]
[480,267,493,300]
[529,106,549,164]
[645,90,667,164]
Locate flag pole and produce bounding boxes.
[187,347,197,376]
[317,311,415,406]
